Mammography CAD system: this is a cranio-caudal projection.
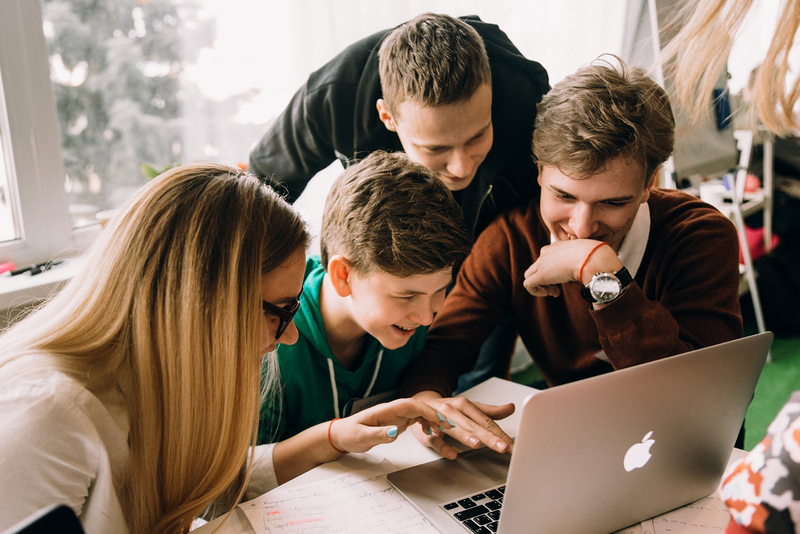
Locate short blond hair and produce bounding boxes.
[320,151,471,277]
[533,58,675,181]
[378,13,492,113]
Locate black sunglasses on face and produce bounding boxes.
[262,286,303,339]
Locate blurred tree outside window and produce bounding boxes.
[42,0,216,228]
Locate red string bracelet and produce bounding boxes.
[578,242,610,285]
[327,418,349,454]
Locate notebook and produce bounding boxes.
[387,332,773,534]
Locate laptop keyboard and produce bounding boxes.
[439,484,504,533]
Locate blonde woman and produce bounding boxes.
[0,164,442,534]
[660,0,799,135]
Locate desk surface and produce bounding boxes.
[194,378,741,534]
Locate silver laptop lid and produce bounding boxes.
[500,332,772,534]
[387,333,772,534]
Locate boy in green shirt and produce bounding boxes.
[259,150,472,445]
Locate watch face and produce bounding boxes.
[590,274,622,303]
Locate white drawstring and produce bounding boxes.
[363,349,383,399]
[327,358,340,419]
[327,348,384,418]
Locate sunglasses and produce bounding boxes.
[262,286,303,339]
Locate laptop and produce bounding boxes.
[2,504,84,534]
[387,332,773,534]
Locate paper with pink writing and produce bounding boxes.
[238,461,438,533]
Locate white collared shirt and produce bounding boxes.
[614,201,650,279]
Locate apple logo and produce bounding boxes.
[624,431,655,472]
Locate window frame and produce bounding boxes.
[0,0,98,268]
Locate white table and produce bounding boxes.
[194,378,743,534]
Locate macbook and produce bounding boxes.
[387,332,773,534]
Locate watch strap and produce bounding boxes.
[615,266,633,289]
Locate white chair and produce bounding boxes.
[715,129,774,362]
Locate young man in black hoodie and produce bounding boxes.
[249,12,549,241]
[249,13,550,389]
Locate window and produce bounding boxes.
[0,0,629,268]
[0,0,74,267]
[0,82,18,244]
[41,0,215,230]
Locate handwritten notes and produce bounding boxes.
[238,461,439,534]
[647,494,730,533]
[236,457,733,534]
[614,493,730,534]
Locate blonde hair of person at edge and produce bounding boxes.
[0,164,442,534]
[662,2,800,533]
[660,0,800,135]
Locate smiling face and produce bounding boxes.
[538,157,654,252]
[345,267,453,350]
[259,247,306,354]
[377,83,493,191]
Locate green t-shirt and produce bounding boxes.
[258,256,427,443]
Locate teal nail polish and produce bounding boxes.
[388,426,398,438]
[438,425,445,432]
[427,427,433,436]
[447,418,456,427]
[437,412,446,422]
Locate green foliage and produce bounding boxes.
[43,0,213,210]
[140,162,177,180]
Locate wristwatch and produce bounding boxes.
[581,267,633,304]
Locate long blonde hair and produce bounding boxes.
[660,0,800,135]
[0,163,309,533]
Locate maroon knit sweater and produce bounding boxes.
[401,188,744,397]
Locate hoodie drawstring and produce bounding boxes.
[327,349,384,419]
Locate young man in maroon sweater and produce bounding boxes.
[399,59,744,459]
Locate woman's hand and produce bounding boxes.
[273,397,453,485]
[329,398,450,453]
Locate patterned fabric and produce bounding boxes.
[721,391,800,533]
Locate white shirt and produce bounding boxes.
[0,368,278,532]
[615,201,651,279]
